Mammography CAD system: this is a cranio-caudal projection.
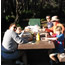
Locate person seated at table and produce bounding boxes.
[46,16,53,29]
[16,26,33,41]
[45,16,65,35]
[16,26,22,34]
[46,26,64,64]
[15,26,25,37]
[1,23,30,65]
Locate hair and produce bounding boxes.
[46,16,50,19]
[17,26,22,30]
[55,26,62,31]
[9,23,17,29]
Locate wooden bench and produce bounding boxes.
[57,53,65,62]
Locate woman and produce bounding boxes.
[45,16,65,34]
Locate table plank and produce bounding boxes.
[18,41,55,50]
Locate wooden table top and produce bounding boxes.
[18,40,55,50]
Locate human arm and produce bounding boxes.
[56,34,64,41]
[61,24,65,34]
[45,34,64,41]
[12,31,29,44]
[19,30,25,37]
[45,37,57,41]
[45,27,53,32]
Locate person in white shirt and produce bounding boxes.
[1,23,29,65]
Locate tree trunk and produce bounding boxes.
[15,0,19,23]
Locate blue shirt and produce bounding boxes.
[47,22,53,28]
[55,34,64,53]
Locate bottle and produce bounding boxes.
[36,32,40,41]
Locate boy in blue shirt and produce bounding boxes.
[46,26,64,64]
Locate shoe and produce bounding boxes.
[16,60,24,65]
[50,60,53,65]
[20,63,24,65]
[55,61,59,64]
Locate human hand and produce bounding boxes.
[42,27,46,31]
[45,37,48,41]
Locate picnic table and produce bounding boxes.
[18,40,55,50]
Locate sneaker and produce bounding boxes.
[50,60,53,65]
[16,60,24,65]
[20,63,24,65]
[55,60,59,64]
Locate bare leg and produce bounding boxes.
[49,53,57,61]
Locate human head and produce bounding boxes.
[9,23,17,31]
[24,27,30,32]
[55,26,62,35]
[51,16,59,22]
[51,16,59,25]
[16,26,22,34]
[46,16,51,22]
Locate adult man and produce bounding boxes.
[1,23,29,65]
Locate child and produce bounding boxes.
[15,26,24,37]
[16,26,22,34]
[46,16,53,29]
[46,26,64,64]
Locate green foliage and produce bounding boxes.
[6,15,10,20]
[5,14,15,22]
[20,10,33,14]
[17,24,23,29]
[41,19,46,21]
[17,24,20,26]
[2,0,65,24]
